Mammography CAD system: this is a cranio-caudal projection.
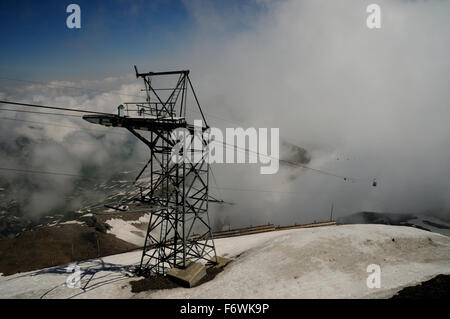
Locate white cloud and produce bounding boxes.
[0,76,147,217]
[1,0,449,224]
[178,0,450,224]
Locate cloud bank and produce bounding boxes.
[1,0,449,228]
[179,0,450,226]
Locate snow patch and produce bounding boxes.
[0,225,449,299]
[146,224,450,299]
[106,214,151,246]
[60,220,84,225]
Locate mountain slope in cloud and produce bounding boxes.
[338,212,450,237]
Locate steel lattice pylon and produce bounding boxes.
[83,67,218,276]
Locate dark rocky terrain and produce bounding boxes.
[392,274,450,299]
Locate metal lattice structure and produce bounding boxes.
[83,66,217,275]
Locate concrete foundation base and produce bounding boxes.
[167,262,207,288]
[208,256,232,269]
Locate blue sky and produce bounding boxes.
[0,0,261,80]
[0,0,193,79]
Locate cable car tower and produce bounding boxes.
[83,66,217,276]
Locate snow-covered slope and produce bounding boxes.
[105,213,150,246]
[0,224,449,299]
